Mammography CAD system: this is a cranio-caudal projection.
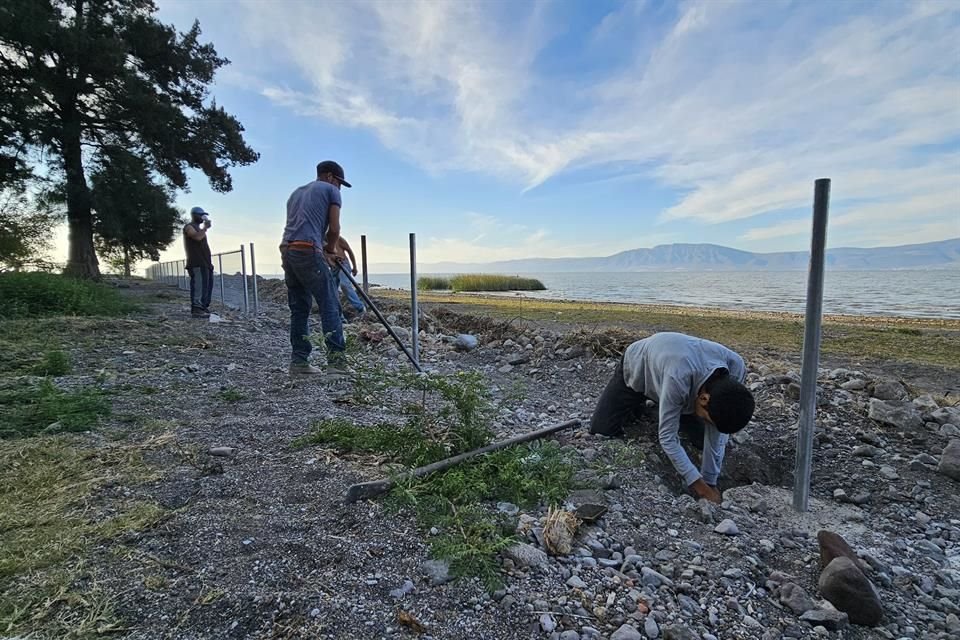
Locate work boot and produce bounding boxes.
[325,357,353,381]
[289,362,324,376]
[191,307,210,319]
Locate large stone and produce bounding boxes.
[611,623,644,640]
[714,519,739,536]
[870,380,909,402]
[779,582,816,615]
[819,556,883,626]
[937,439,960,482]
[913,394,940,415]
[800,608,849,631]
[641,566,675,589]
[817,530,859,568]
[867,398,923,430]
[503,542,549,569]
[453,334,479,351]
[930,406,960,426]
[662,626,700,640]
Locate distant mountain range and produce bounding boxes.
[373,238,960,273]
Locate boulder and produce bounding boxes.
[611,624,644,640]
[662,626,700,640]
[937,439,960,482]
[817,530,859,568]
[913,394,940,415]
[930,406,960,426]
[869,380,909,402]
[779,582,816,615]
[867,398,923,430]
[818,556,884,626]
[453,334,479,352]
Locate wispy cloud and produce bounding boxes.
[230,0,957,248]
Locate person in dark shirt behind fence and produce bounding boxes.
[183,206,214,318]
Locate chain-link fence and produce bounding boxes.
[146,244,259,314]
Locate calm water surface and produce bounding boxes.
[362,270,960,319]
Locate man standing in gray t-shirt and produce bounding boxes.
[590,332,755,503]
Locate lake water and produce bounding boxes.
[354,270,960,319]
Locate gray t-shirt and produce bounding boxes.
[281,180,342,247]
[622,332,746,486]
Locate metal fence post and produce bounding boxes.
[409,233,419,367]
[249,243,259,313]
[218,253,225,308]
[240,245,249,314]
[793,178,831,512]
[361,234,369,294]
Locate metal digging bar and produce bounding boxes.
[345,419,581,503]
[335,263,424,373]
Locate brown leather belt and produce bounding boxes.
[285,241,316,249]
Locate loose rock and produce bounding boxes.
[937,439,960,481]
[818,556,884,626]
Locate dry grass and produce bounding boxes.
[0,433,170,637]
[543,506,579,556]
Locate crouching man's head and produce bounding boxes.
[695,370,755,434]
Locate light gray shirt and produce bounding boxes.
[622,332,746,486]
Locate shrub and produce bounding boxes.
[32,350,71,377]
[417,276,451,290]
[0,272,135,319]
[449,274,545,292]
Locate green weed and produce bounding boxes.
[217,388,245,403]
[294,417,446,467]
[32,350,72,376]
[0,380,110,439]
[0,272,136,319]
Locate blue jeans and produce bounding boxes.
[338,269,365,314]
[188,266,213,310]
[282,248,346,364]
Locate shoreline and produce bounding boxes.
[373,287,960,329]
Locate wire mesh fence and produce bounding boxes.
[147,244,258,313]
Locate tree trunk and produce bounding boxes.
[61,129,99,280]
[123,246,131,277]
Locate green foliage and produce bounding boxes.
[294,418,446,468]
[0,380,110,438]
[297,368,573,588]
[417,276,451,290]
[0,0,258,277]
[390,441,575,588]
[0,272,135,318]
[217,388,245,403]
[450,274,546,292]
[32,350,71,376]
[90,149,183,276]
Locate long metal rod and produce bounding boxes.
[345,419,581,503]
[361,234,369,294]
[793,178,831,512]
[409,233,420,367]
[218,254,225,309]
[240,245,250,313]
[249,242,259,313]
[336,264,424,373]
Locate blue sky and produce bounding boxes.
[119,0,960,273]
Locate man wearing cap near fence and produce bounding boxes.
[280,161,352,377]
[183,206,214,318]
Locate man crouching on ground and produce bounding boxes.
[280,160,352,377]
[590,332,755,503]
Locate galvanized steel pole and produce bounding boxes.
[793,178,831,512]
[249,243,259,313]
[361,234,369,294]
[409,233,420,367]
[240,245,249,314]
[218,254,225,309]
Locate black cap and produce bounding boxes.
[316,160,351,188]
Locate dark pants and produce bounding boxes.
[188,266,213,311]
[590,359,705,448]
[282,247,346,364]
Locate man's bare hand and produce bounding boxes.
[690,479,721,504]
[323,251,340,267]
[352,267,358,276]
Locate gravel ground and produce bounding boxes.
[31,280,960,640]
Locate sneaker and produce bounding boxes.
[289,362,324,376]
[325,360,354,380]
[191,309,210,319]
